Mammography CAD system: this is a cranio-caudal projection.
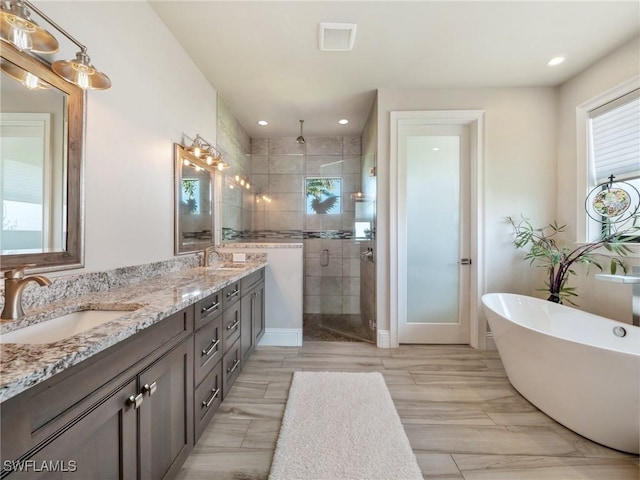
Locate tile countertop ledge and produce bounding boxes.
[0,261,267,403]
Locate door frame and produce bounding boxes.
[389,110,486,349]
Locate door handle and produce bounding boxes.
[459,258,472,265]
[320,249,329,267]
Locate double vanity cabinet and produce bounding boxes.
[0,267,265,479]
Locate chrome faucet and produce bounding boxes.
[203,246,217,267]
[1,266,52,320]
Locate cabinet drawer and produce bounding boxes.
[222,340,242,398]
[221,301,241,354]
[222,281,241,309]
[194,314,222,387]
[194,362,222,442]
[194,290,222,331]
[241,268,264,291]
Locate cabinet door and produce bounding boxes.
[139,340,193,480]
[240,288,254,360]
[5,379,138,479]
[253,282,265,344]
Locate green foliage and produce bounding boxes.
[507,215,639,305]
[181,179,198,213]
[306,178,340,214]
[306,178,336,198]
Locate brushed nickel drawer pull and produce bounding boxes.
[226,319,240,331]
[127,393,144,409]
[226,288,239,299]
[142,382,157,396]
[226,359,240,374]
[201,301,220,314]
[202,388,221,409]
[202,338,220,357]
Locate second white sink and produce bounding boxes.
[1,309,134,344]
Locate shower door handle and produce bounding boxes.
[361,249,374,262]
[320,249,330,267]
[459,258,472,265]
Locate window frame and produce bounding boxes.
[576,76,640,254]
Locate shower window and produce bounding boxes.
[305,177,342,215]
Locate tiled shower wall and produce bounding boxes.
[250,136,363,315]
[217,96,253,238]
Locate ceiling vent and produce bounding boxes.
[319,22,357,51]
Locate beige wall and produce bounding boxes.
[36,1,217,274]
[376,87,558,334]
[557,36,640,322]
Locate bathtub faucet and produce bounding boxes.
[595,265,640,327]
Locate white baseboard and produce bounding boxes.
[258,328,302,347]
[485,332,497,350]
[377,330,391,348]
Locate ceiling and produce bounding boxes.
[149,1,640,139]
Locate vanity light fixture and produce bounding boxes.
[0,0,111,89]
[0,57,48,89]
[0,0,57,52]
[184,134,230,172]
[233,174,251,190]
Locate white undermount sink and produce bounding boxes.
[1,309,135,345]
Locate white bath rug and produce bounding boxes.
[269,371,423,480]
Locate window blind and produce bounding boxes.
[589,88,640,183]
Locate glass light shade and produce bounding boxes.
[52,51,111,90]
[0,57,49,89]
[0,8,58,53]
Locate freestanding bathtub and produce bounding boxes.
[482,293,639,454]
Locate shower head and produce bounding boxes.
[296,120,305,145]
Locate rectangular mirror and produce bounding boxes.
[174,143,214,254]
[1,44,84,271]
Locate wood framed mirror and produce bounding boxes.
[174,143,215,255]
[1,43,84,272]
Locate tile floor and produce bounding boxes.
[303,314,373,342]
[176,342,639,480]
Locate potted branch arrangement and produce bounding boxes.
[507,215,639,304]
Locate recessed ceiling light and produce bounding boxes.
[338,119,349,125]
[547,56,565,67]
[257,120,268,126]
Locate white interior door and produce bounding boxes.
[397,124,471,344]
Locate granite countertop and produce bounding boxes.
[0,261,266,403]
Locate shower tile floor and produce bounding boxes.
[176,342,639,480]
[303,313,374,342]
